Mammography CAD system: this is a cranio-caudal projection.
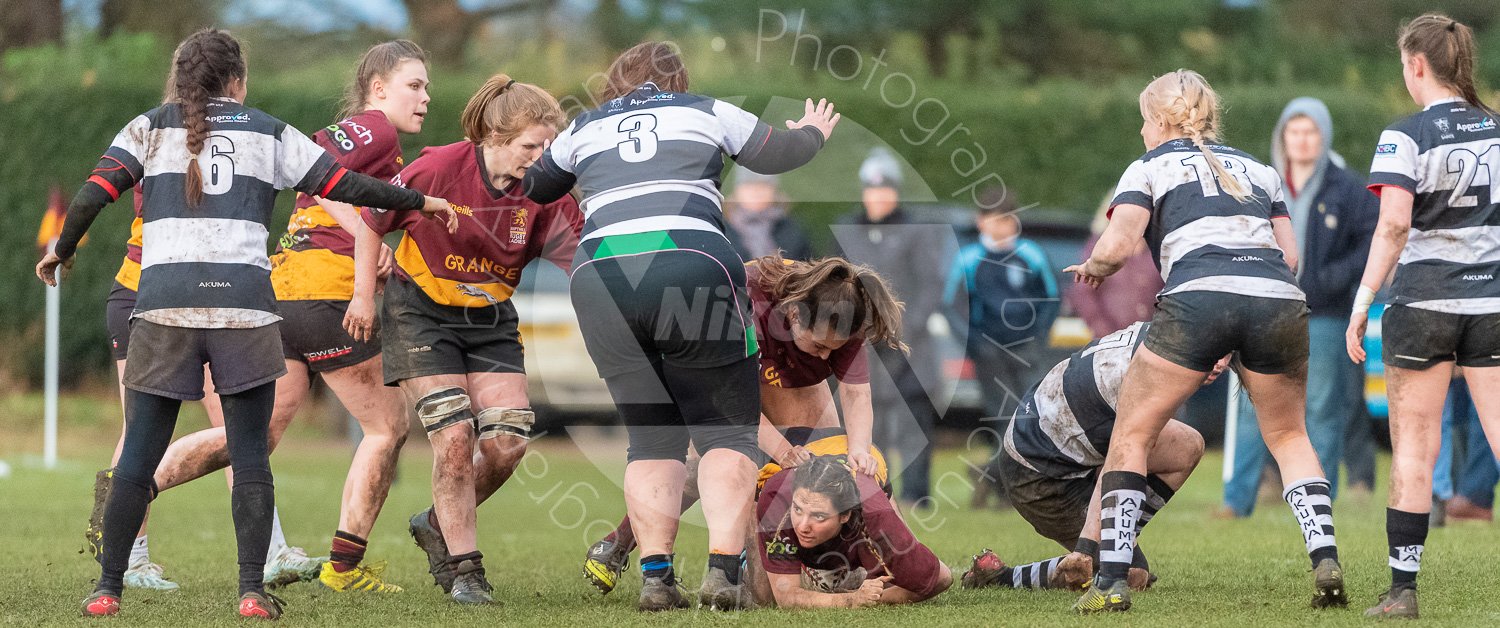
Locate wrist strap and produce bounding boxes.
[1352,285,1377,314]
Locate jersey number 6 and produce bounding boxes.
[201,134,236,196]
[616,113,659,163]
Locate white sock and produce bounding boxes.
[129,535,150,566]
[266,507,288,562]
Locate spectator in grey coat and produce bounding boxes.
[832,147,951,505]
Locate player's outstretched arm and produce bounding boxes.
[767,572,887,608]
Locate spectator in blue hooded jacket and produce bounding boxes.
[1222,97,1380,517]
[944,190,1059,421]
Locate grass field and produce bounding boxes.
[2,393,1499,626]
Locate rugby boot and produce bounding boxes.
[449,559,494,605]
[409,508,455,592]
[638,576,690,611]
[1364,586,1418,619]
[1073,576,1131,613]
[238,591,284,620]
[81,590,120,617]
[318,561,403,593]
[584,538,631,595]
[123,559,179,592]
[263,546,326,587]
[960,548,1008,589]
[699,566,754,611]
[1311,557,1348,609]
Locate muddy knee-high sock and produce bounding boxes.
[1387,508,1427,591]
[1098,471,1148,584]
[1134,475,1177,536]
[1002,556,1066,589]
[221,381,277,596]
[1283,477,1339,567]
[97,473,158,595]
[98,390,182,595]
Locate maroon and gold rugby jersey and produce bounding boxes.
[756,468,945,598]
[270,109,404,301]
[748,261,870,389]
[363,140,582,308]
[113,186,145,291]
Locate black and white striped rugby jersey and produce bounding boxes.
[535,83,769,241]
[1370,98,1500,314]
[1110,138,1304,301]
[1003,322,1149,479]
[97,97,341,328]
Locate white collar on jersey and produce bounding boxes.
[1423,96,1465,110]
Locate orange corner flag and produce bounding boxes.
[36,186,84,252]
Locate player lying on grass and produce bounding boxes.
[960,322,1216,592]
[580,254,904,595]
[755,455,950,607]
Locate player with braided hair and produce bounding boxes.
[1065,69,1345,613]
[37,28,454,619]
[753,455,950,608]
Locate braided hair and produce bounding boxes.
[1139,69,1250,203]
[169,28,245,207]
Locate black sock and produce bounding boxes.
[1388,508,1427,590]
[447,551,483,575]
[641,553,674,586]
[98,390,181,596]
[231,473,275,596]
[1074,537,1100,569]
[96,473,157,596]
[708,551,743,585]
[1098,471,1147,583]
[221,382,277,597]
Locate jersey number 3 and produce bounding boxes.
[201,134,236,196]
[616,114,659,163]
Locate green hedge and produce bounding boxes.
[1,52,1418,386]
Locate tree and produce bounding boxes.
[0,0,63,52]
[398,0,552,68]
[98,0,223,43]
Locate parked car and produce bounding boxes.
[510,260,615,415]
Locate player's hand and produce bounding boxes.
[787,98,840,141]
[1346,311,1369,364]
[779,445,811,468]
[848,450,879,477]
[848,576,891,607]
[344,294,377,343]
[422,195,459,233]
[35,251,68,287]
[1064,260,1105,288]
[376,243,395,280]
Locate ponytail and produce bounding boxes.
[1400,13,1493,116]
[1140,69,1251,202]
[460,73,564,146]
[169,29,245,206]
[338,40,427,121]
[753,254,908,353]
